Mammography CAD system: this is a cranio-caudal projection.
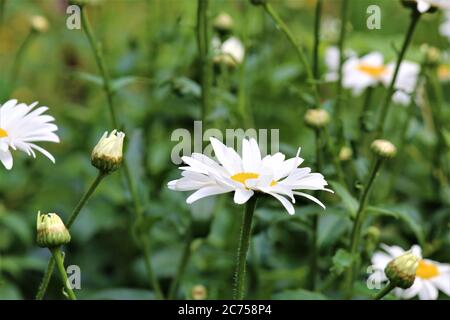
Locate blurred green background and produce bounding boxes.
[0,0,449,299]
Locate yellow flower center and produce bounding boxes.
[357,64,387,78]
[231,172,277,188]
[416,260,440,279]
[0,128,8,138]
[438,65,450,80]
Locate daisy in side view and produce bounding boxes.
[0,99,59,170]
[369,244,450,300]
[168,137,332,215]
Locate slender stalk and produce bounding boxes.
[374,282,395,300]
[262,3,320,106]
[335,0,350,117]
[80,6,117,128]
[168,227,193,300]
[79,5,162,298]
[50,247,77,300]
[67,172,105,228]
[0,0,6,27]
[233,195,258,300]
[309,129,323,290]
[10,30,35,88]
[312,0,323,80]
[375,10,421,136]
[345,157,383,298]
[35,171,106,299]
[197,0,211,123]
[35,257,55,300]
[324,127,347,187]
[141,235,164,300]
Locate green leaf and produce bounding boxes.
[0,214,31,246]
[367,206,425,245]
[331,249,354,275]
[329,181,358,217]
[272,289,327,300]
[74,72,151,92]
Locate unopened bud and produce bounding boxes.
[304,109,330,129]
[191,285,207,300]
[384,251,419,289]
[36,212,71,248]
[30,16,49,33]
[371,139,397,158]
[91,130,125,174]
[339,146,353,161]
[213,13,234,33]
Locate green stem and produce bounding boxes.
[376,10,421,136]
[374,282,395,300]
[0,0,6,27]
[80,5,162,298]
[233,195,258,300]
[80,6,118,128]
[35,172,106,300]
[168,227,193,300]
[67,172,106,228]
[335,0,350,117]
[50,247,77,300]
[309,129,323,290]
[345,157,383,298]
[263,3,320,107]
[10,30,35,89]
[35,257,55,300]
[324,127,347,187]
[197,0,211,123]
[312,0,323,80]
[141,235,164,300]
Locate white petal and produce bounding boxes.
[186,185,231,204]
[267,192,295,215]
[418,280,438,300]
[0,150,13,170]
[233,189,254,204]
[293,191,326,209]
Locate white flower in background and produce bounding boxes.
[369,244,450,300]
[405,0,450,13]
[168,137,332,215]
[440,11,450,40]
[0,99,59,170]
[382,61,420,106]
[324,46,356,82]
[213,36,245,65]
[342,52,390,95]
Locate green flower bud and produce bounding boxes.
[304,109,330,129]
[36,212,71,248]
[371,139,397,158]
[385,251,419,289]
[30,16,49,33]
[191,285,207,300]
[91,130,125,174]
[213,13,234,33]
[339,146,353,161]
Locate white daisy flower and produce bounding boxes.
[440,11,450,40]
[369,244,450,300]
[0,99,59,170]
[342,52,390,95]
[168,137,332,215]
[212,36,245,65]
[382,61,420,106]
